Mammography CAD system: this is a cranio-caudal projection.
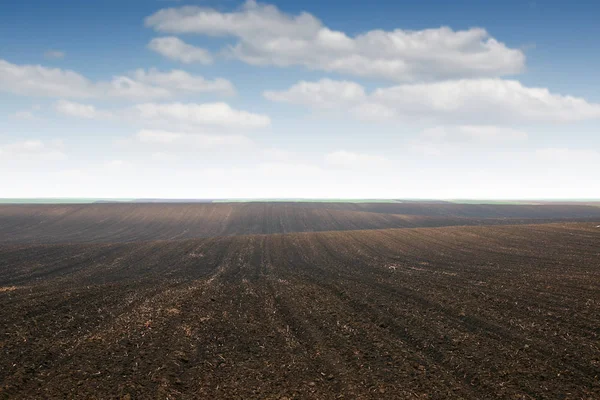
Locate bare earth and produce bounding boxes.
[0,203,599,399]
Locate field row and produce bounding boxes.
[1,223,599,398]
[2,202,600,244]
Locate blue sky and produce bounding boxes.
[1,0,599,198]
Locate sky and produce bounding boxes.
[1,0,599,199]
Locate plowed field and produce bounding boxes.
[1,203,599,399]
[2,202,600,244]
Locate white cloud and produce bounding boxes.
[54,99,270,131]
[325,150,390,168]
[132,68,234,95]
[0,58,167,99]
[102,76,173,100]
[410,125,528,156]
[422,125,528,142]
[264,79,364,109]
[146,1,525,82]
[137,129,183,143]
[0,140,66,162]
[0,59,233,100]
[132,102,271,129]
[148,36,213,64]
[55,100,112,119]
[457,125,528,141]
[0,59,97,98]
[44,50,66,60]
[351,103,397,122]
[369,79,600,123]
[265,78,600,124]
[408,142,444,157]
[136,129,253,148]
[11,111,36,120]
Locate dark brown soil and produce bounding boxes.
[1,203,600,399]
[2,202,600,244]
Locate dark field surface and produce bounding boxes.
[1,203,600,399]
[2,202,600,244]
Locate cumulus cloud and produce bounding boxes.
[410,125,529,156]
[54,99,271,131]
[421,125,528,143]
[146,1,525,82]
[148,36,213,64]
[325,150,390,168]
[0,140,66,162]
[136,129,252,148]
[55,100,112,119]
[102,76,173,100]
[265,78,600,124]
[264,79,365,109]
[0,59,98,98]
[0,59,233,99]
[132,102,271,129]
[132,68,234,95]
[455,125,528,142]
[137,129,183,144]
[368,79,600,123]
